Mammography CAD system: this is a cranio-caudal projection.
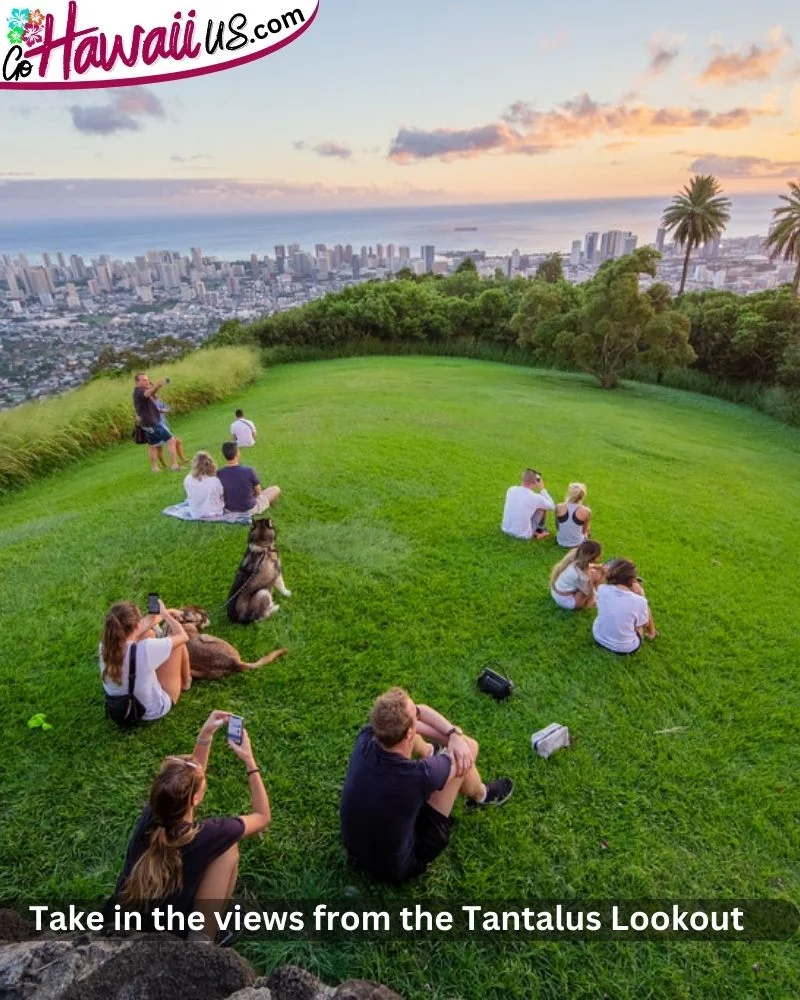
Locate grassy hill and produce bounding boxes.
[1,356,798,999]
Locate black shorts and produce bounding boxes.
[408,803,454,875]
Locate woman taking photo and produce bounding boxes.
[184,451,225,519]
[593,559,657,654]
[100,600,191,722]
[550,540,603,610]
[555,483,592,548]
[110,711,270,941]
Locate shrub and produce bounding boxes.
[0,347,261,494]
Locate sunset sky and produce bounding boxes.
[1,0,798,218]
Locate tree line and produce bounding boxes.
[207,177,800,413]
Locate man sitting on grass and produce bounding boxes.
[501,468,555,540]
[340,687,513,883]
[216,442,280,516]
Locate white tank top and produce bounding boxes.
[556,504,586,548]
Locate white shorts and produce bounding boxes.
[551,589,577,610]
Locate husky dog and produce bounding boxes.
[226,517,292,624]
[169,605,288,680]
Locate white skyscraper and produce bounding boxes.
[570,241,582,266]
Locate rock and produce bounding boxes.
[334,982,405,1000]
[226,990,272,1000]
[0,934,255,1000]
[267,965,334,1000]
[0,910,35,943]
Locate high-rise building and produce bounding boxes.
[623,233,638,256]
[315,243,327,257]
[333,245,344,268]
[274,245,286,275]
[511,248,521,271]
[352,257,360,278]
[360,246,368,265]
[4,268,20,299]
[422,245,435,273]
[584,232,599,263]
[250,254,261,279]
[655,228,666,253]
[704,237,721,259]
[376,243,384,266]
[69,255,87,280]
[344,244,353,263]
[42,252,52,268]
[316,252,330,279]
[26,267,55,297]
[386,244,395,272]
[399,246,410,263]
[570,241,582,267]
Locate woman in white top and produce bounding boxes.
[550,540,603,610]
[184,452,225,518]
[592,559,657,654]
[555,482,591,548]
[100,600,191,721]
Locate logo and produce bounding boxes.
[2,1,318,88]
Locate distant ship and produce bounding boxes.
[454,226,478,231]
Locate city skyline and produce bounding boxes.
[1,0,799,220]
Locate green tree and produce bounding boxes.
[535,253,564,283]
[661,174,731,296]
[764,180,800,296]
[572,247,693,388]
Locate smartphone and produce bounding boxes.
[228,715,244,746]
[147,593,160,616]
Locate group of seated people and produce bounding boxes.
[109,686,503,942]
[183,443,280,519]
[502,469,657,654]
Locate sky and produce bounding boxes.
[1,0,799,219]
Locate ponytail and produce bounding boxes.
[550,548,578,588]
[119,757,203,905]
[102,603,142,685]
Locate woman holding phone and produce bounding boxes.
[100,599,191,722]
[110,711,270,942]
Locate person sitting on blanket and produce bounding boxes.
[217,442,280,516]
[184,452,225,519]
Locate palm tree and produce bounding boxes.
[764,180,800,296]
[661,175,732,296]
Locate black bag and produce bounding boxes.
[132,423,147,445]
[105,643,145,729]
[477,663,514,700]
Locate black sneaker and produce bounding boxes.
[466,778,514,810]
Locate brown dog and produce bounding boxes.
[170,606,287,681]
[226,517,291,624]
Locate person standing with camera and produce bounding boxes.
[109,711,271,943]
[133,372,180,473]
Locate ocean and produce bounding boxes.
[0,195,777,263]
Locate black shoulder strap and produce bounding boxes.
[128,643,138,696]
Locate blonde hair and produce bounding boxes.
[565,482,587,504]
[101,603,142,685]
[119,756,204,905]
[191,451,216,480]
[550,540,602,588]
[370,687,414,748]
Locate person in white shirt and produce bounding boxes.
[501,469,555,540]
[592,559,657,654]
[230,409,257,448]
[550,540,604,610]
[184,451,225,519]
[100,600,191,722]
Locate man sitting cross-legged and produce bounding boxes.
[340,687,513,883]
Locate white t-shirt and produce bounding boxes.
[231,418,256,447]
[592,585,649,653]
[100,638,174,721]
[501,485,555,539]
[184,473,225,518]
[554,563,590,595]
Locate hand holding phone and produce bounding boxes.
[147,593,160,616]
[227,714,244,746]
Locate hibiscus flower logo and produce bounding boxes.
[7,25,24,44]
[22,20,41,44]
[6,7,30,31]
[27,6,44,25]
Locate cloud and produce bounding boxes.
[70,87,165,135]
[170,154,214,163]
[648,37,680,76]
[541,29,569,52]
[389,92,769,163]
[680,152,800,179]
[699,29,790,85]
[294,139,353,159]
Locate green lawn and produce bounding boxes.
[1,356,798,999]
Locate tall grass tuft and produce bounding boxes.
[0,347,261,495]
